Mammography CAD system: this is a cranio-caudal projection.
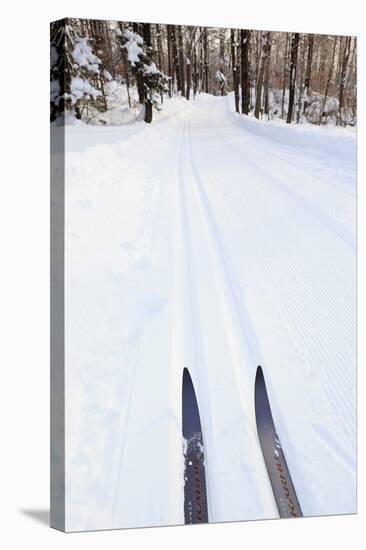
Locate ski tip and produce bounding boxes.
[255,365,264,385]
[182,367,194,397]
[183,366,191,383]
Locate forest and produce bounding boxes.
[50,18,357,126]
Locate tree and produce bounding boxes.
[254,32,271,119]
[177,26,186,97]
[286,33,300,124]
[296,36,306,123]
[240,30,251,114]
[184,27,197,100]
[303,34,314,114]
[337,36,352,126]
[203,28,209,93]
[132,23,145,104]
[50,20,105,121]
[121,26,168,123]
[319,36,337,124]
[155,24,165,102]
[166,25,173,97]
[168,25,181,94]
[231,29,240,113]
[263,33,272,116]
[281,33,289,119]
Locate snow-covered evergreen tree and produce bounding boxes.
[121,28,168,123]
[68,35,103,118]
[50,20,107,122]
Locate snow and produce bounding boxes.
[143,62,159,75]
[122,30,143,66]
[70,76,101,105]
[63,93,356,531]
[72,37,101,73]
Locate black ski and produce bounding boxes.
[182,367,208,524]
[255,365,302,518]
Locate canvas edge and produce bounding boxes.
[50,17,66,533]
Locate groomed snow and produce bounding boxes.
[64,93,356,531]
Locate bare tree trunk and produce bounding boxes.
[255,32,271,119]
[219,28,225,69]
[254,31,261,85]
[296,36,306,123]
[104,22,115,77]
[193,47,198,97]
[345,36,357,90]
[286,33,300,124]
[156,24,164,68]
[169,25,181,94]
[231,29,240,113]
[263,32,272,116]
[338,36,351,126]
[185,27,197,100]
[177,25,186,97]
[186,59,191,100]
[240,30,251,114]
[319,36,337,124]
[281,33,289,119]
[303,34,314,113]
[166,25,173,97]
[124,54,131,108]
[199,32,204,93]
[203,28,209,93]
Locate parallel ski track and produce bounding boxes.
[174,119,279,520]
[174,120,214,517]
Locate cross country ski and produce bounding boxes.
[255,365,303,518]
[182,367,208,524]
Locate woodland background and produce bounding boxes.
[50,19,357,126]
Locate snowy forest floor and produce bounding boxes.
[63,93,356,531]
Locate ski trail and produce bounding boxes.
[172,119,278,521]
[65,94,356,529]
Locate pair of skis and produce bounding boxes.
[182,365,302,524]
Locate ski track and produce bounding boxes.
[174,120,278,521]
